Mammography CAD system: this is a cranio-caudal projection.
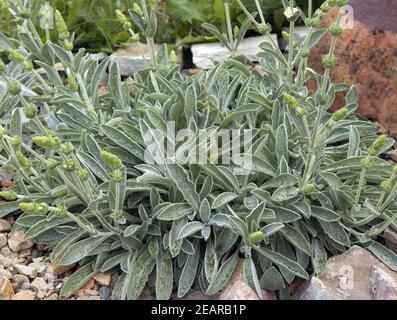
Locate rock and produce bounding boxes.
[20,282,31,290]
[293,246,397,300]
[11,274,29,285]
[111,43,161,77]
[384,228,397,254]
[389,150,397,163]
[309,1,397,136]
[51,262,76,275]
[0,233,7,248]
[0,219,11,232]
[94,273,111,286]
[0,253,14,268]
[0,168,15,185]
[8,230,33,252]
[0,278,14,299]
[31,277,48,292]
[109,273,119,288]
[369,265,397,300]
[218,259,277,300]
[174,289,219,301]
[13,263,37,278]
[11,290,35,300]
[28,262,47,274]
[191,35,278,70]
[46,293,59,300]
[85,289,99,296]
[80,278,95,291]
[0,266,12,279]
[99,286,110,300]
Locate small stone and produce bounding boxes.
[384,228,397,254]
[1,247,16,258]
[20,282,31,290]
[0,233,7,248]
[85,289,99,296]
[0,253,14,268]
[109,273,119,288]
[46,293,59,300]
[28,262,47,274]
[51,262,76,275]
[388,150,397,163]
[18,248,32,258]
[32,257,44,263]
[11,290,35,300]
[37,290,46,299]
[0,266,12,279]
[8,230,33,252]
[0,219,11,232]
[94,273,111,286]
[80,278,95,291]
[0,278,14,299]
[99,286,110,299]
[13,263,37,278]
[11,274,29,285]
[31,277,48,292]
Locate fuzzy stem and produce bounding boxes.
[354,167,367,205]
[224,1,235,54]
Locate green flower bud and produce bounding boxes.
[15,151,30,168]
[46,158,58,169]
[380,180,392,192]
[367,146,378,156]
[16,17,24,25]
[56,203,68,217]
[296,106,306,117]
[111,169,124,182]
[283,93,298,109]
[101,150,122,170]
[328,0,337,6]
[0,190,18,201]
[32,136,50,148]
[115,9,128,24]
[63,39,74,51]
[129,33,140,43]
[336,0,348,7]
[372,135,387,151]
[332,107,348,122]
[21,10,30,19]
[234,26,240,38]
[300,47,310,58]
[68,75,78,92]
[305,17,320,28]
[123,21,132,31]
[60,141,74,155]
[281,31,289,41]
[24,60,33,71]
[326,119,335,130]
[7,80,21,96]
[78,169,89,181]
[320,2,331,13]
[11,135,22,146]
[62,158,76,171]
[19,202,48,215]
[361,157,373,170]
[322,54,337,69]
[133,3,144,17]
[19,202,35,213]
[23,103,38,119]
[55,10,70,41]
[303,183,316,195]
[0,60,5,73]
[170,50,177,65]
[247,231,265,245]
[258,23,272,34]
[0,125,6,139]
[330,23,343,37]
[7,49,25,63]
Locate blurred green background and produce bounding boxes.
[0,0,323,53]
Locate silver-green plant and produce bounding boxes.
[1,0,397,300]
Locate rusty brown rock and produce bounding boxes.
[309,0,397,137]
[0,278,14,300]
[11,290,35,300]
[8,229,33,252]
[50,262,76,275]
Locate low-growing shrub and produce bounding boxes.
[1,0,397,300]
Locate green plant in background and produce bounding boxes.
[0,0,323,53]
[1,0,397,301]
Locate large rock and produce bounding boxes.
[384,228,397,254]
[0,233,6,248]
[309,0,397,137]
[192,35,278,70]
[293,246,397,300]
[218,259,277,300]
[0,219,11,232]
[0,278,14,300]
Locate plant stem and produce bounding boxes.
[308,0,313,19]
[354,167,367,205]
[255,0,266,24]
[288,0,296,81]
[224,1,235,54]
